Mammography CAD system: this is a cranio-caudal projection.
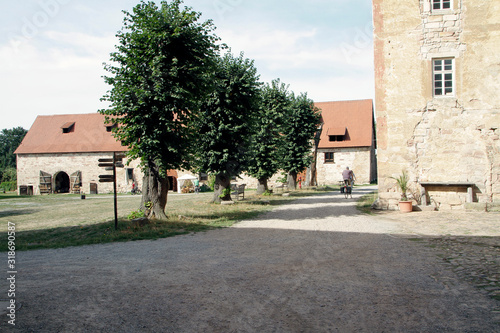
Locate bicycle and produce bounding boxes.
[343,180,353,199]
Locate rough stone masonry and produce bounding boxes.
[373,0,500,210]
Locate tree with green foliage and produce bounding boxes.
[1,167,16,182]
[100,0,220,219]
[279,93,321,190]
[194,52,261,203]
[0,127,27,183]
[0,127,27,169]
[246,79,290,194]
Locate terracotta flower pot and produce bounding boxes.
[398,200,413,212]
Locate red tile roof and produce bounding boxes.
[315,99,374,149]
[14,113,126,154]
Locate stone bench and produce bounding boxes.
[419,182,475,206]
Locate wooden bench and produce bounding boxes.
[231,184,246,201]
[419,182,475,205]
[273,183,288,193]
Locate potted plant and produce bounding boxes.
[391,170,413,212]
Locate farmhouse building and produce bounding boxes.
[314,99,377,185]
[14,113,146,195]
[16,99,378,196]
[373,0,500,209]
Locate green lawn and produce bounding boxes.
[0,186,347,251]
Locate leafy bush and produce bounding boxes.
[128,210,145,220]
[0,181,16,191]
[219,187,231,199]
[1,167,16,182]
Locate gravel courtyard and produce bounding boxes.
[2,186,499,332]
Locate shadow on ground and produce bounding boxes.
[2,226,498,332]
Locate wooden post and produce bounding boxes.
[113,152,118,230]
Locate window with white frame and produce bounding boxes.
[433,58,454,97]
[432,0,451,11]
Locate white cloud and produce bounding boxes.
[0,0,376,130]
[218,23,373,71]
[217,24,374,102]
[0,31,116,129]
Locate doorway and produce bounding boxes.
[54,172,70,193]
[168,176,177,192]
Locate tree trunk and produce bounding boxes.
[287,171,297,190]
[310,124,323,187]
[140,172,151,210]
[256,177,268,195]
[309,155,318,187]
[213,173,232,203]
[141,163,168,220]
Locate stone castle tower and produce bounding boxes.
[373,0,500,210]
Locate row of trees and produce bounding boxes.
[0,127,27,190]
[100,1,320,219]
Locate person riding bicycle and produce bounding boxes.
[342,167,355,198]
[342,167,353,187]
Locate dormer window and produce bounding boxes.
[61,122,75,134]
[327,127,347,142]
[329,135,345,142]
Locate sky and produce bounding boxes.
[0,0,374,131]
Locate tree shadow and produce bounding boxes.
[9,226,499,332]
[0,209,39,218]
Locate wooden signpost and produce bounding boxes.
[98,153,124,230]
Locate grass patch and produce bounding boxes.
[0,188,328,251]
[356,190,378,214]
[4,218,214,251]
[0,192,30,200]
[407,238,425,242]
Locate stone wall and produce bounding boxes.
[17,153,143,195]
[232,172,286,190]
[373,0,500,210]
[316,148,375,185]
[17,153,311,196]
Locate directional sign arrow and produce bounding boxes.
[99,179,114,183]
[115,162,124,168]
[98,158,114,163]
[99,174,114,179]
[115,153,127,159]
[98,163,114,168]
[104,167,114,171]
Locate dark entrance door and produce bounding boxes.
[168,176,177,192]
[54,172,70,193]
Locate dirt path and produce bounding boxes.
[2,187,499,332]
